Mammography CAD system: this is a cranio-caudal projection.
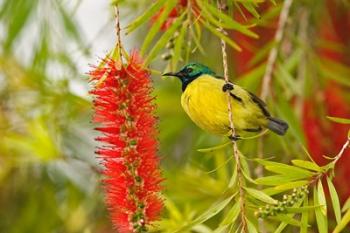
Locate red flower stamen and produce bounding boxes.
[89,52,163,233]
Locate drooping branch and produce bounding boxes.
[260,0,293,101]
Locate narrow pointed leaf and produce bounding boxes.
[327,176,341,224]
[264,165,314,178]
[173,195,233,233]
[264,180,309,195]
[126,0,168,33]
[202,2,258,38]
[300,197,309,233]
[327,116,350,124]
[247,219,258,233]
[201,19,241,51]
[291,160,323,172]
[333,209,350,233]
[197,141,231,153]
[342,197,350,212]
[255,175,302,186]
[244,187,277,204]
[144,12,186,64]
[270,215,304,227]
[140,0,178,55]
[220,202,239,226]
[314,185,328,233]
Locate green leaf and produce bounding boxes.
[241,2,260,19]
[318,180,327,216]
[327,116,350,124]
[192,224,212,233]
[326,176,341,224]
[201,19,241,51]
[270,215,304,227]
[126,0,168,34]
[275,95,306,144]
[275,63,301,96]
[248,41,275,67]
[56,0,82,42]
[140,0,178,55]
[3,0,39,51]
[342,197,350,212]
[319,57,350,87]
[264,165,314,178]
[144,12,186,64]
[220,202,239,226]
[333,209,350,233]
[314,185,328,233]
[172,195,233,233]
[291,160,323,172]
[264,180,309,195]
[197,141,231,153]
[171,22,187,70]
[300,198,309,233]
[247,219,258,233]
[255,175,302,186]
[228,163,238,188]
[286,205,317,213]
[244,187,277,204]
[201,2,258,38]
[273,222,288,233]
[212,226,229,233]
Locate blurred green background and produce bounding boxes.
[0,0,350,232]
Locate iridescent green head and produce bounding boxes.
[163,63,216,91]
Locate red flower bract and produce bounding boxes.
[89,52,163,233]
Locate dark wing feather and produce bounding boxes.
[248,91,271,117]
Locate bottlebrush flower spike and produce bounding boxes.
[89,52,163,233]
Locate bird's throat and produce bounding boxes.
[181,74,202,92]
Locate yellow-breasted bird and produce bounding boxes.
[163,63,288,140]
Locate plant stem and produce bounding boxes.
[217,1,247,231]
[333,136,350,164]
[260,0,293,101]
[114,4,123,62]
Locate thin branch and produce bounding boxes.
[217,1,247,232]
[256,0,293,181]
[260,0,293,101]
[333,136,350,164]
[295,9,309,118]
[114,4,123,62]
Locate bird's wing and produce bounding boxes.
[248,91,271,117]
[213,76,270,116]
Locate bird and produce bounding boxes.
[162,63,288,140]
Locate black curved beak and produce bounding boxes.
[162,71,185,78]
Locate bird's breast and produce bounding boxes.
[181,76,231,135]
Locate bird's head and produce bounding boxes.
[162,63,216,91]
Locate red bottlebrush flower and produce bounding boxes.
[303,83,350,200]
[89,52,163,233]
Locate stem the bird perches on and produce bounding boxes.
[217,1,247,232]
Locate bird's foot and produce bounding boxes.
[222,83,234,92]
[228,134,241,141]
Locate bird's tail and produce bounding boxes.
[267,117,289,136]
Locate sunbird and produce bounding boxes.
[163,63,288,140]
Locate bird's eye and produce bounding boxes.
[186,68,193,73]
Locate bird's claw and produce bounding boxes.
[228,135,241,141]
[222,83,234,92]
